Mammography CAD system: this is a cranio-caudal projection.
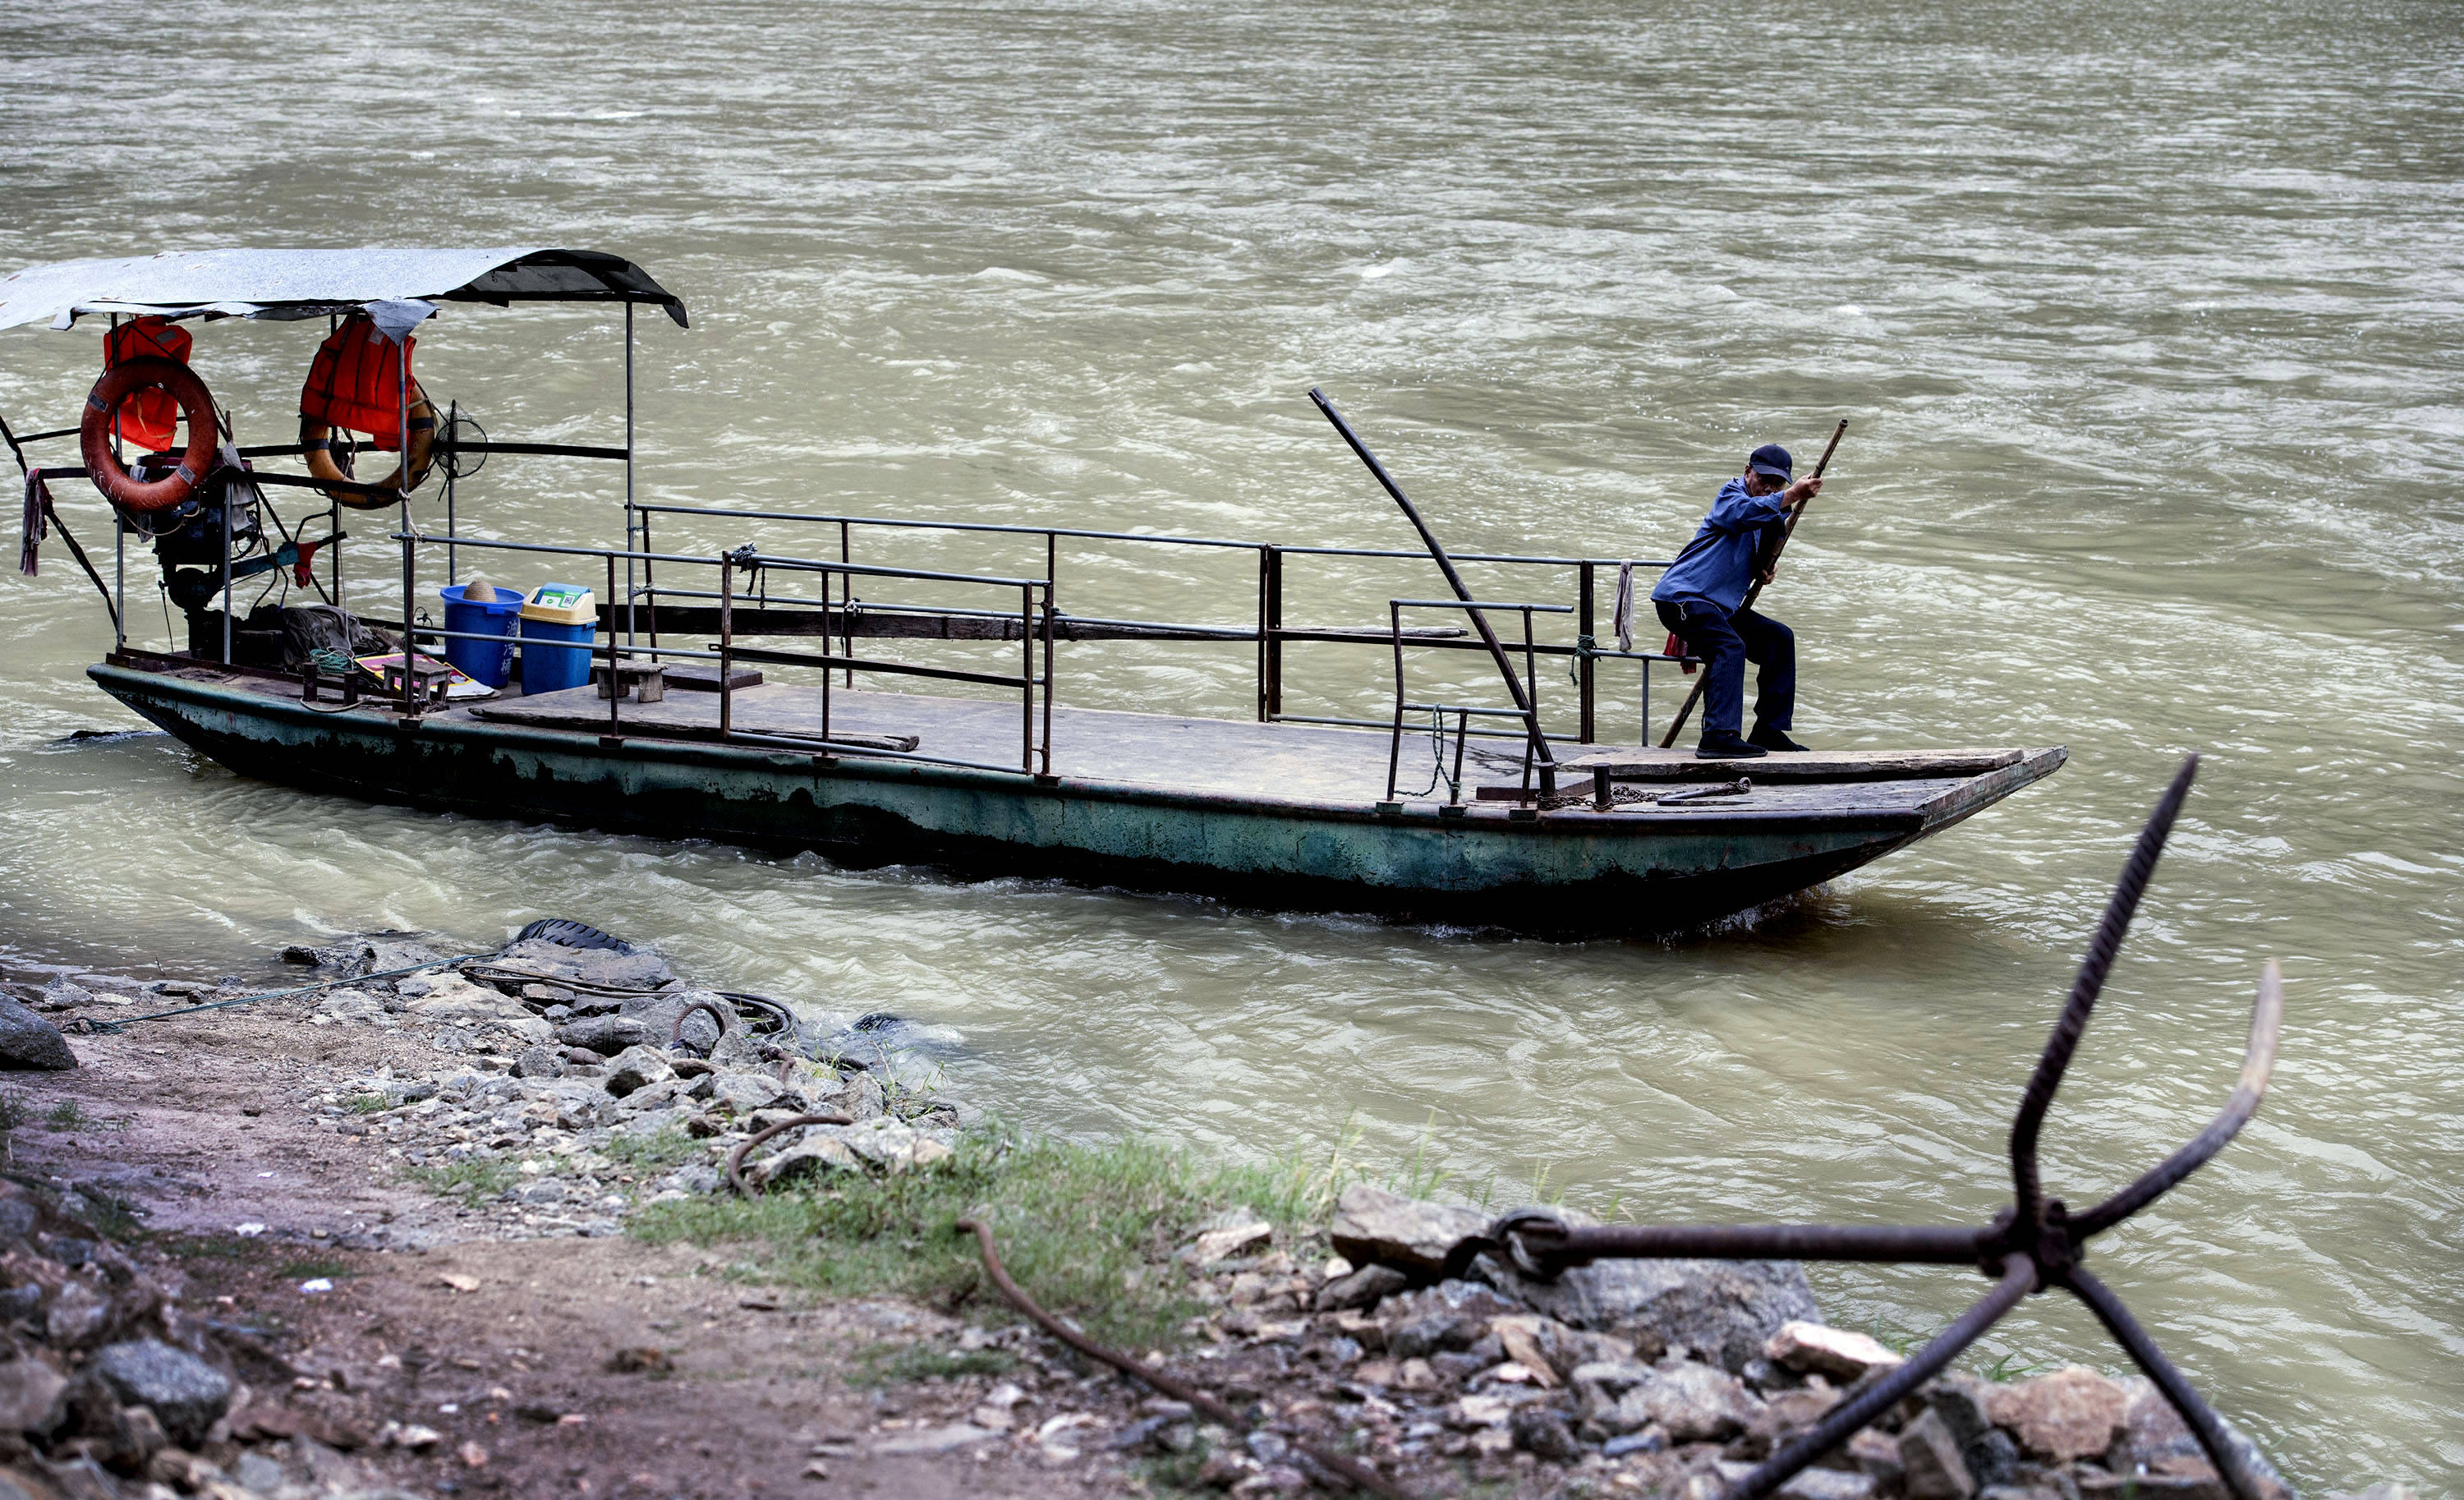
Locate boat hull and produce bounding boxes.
[90,659,2062,935]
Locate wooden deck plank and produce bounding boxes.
[1559,746,2026,782]
[451,680,2020,817]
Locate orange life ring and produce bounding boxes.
[79,356,218,513]
[301,381,436,508]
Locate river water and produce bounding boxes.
[2,0,2458,1487]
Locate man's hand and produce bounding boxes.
[1784,475,1823,507]
[1758,564,1779,587]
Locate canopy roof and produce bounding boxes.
[0,246,687,333]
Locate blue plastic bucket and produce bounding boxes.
[518,582,599,695]
[439,583,522,688]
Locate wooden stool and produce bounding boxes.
[592,660,667,703]
[378,660,453,708]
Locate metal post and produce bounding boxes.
[1020,582,1034,773]
[1578,560,1595,743]
[1520,606,1537,796]
[398,331,413,715]
[623,303,637,648]
[1641,660,1650,744]
[1042,531,1056,775]
[113,515,125,651]
[838,519,852,686]
[605,552,620,739]
[1386,600,1405,799]
[445,399,458,585]
[220,484,232,664]
[1255,546,1269,721]
[719,554,733,737]
[821,562,833,743]
[1040,581,1055,776]
[1265,545,1283,720]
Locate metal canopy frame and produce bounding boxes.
[1,246,677,715]
[0,246,686,331]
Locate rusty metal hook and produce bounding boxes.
[1465,757,2288,1500]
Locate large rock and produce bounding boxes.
[492,938,677,993]
[602,1046,676,1098]
[2108,1379,2296,1500]
[87,1340,230,1448]
[694,1070,796,1116]
[558,1016,653,1056]
[1379,1281,1524,1359]
[400,973,531,1022]
[830,1119,955,1171]
[317,991,389,1025]
[1610,1360,1763,1443]
[1897,1408,1976,1500]
[317,935,448,986]
[746,1134,862,1189]
[1927,1376,2020,1489]
[1316,1264,1409,1313]
[1984,1365,2129,1463]
[0,998,75,1072]
[1328,1185,1488,1280]
[0,1358,67,1435]
[1485,1249,1819,1372]
[1766,1320,1905,1383]
[811,1068,886,1122]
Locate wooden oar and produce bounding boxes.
[1658,419,1847,748]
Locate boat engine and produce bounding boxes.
[118,455,285,660]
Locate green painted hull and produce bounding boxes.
[91,660,2061,935]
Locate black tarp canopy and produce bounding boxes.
[0,246,686,332]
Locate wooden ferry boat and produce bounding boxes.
[6,247,2063,934]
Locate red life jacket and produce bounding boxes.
[299,313,419,450]
[102,316,195,453]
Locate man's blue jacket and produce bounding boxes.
[1650,476,1792,614]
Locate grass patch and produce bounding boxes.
[345,1093,389,1116]
[603,1129,703,1173]
[1978,1350,2057,1383]
[274,1256,352,1282]
[405,1159,521,1199]
[848,1341,1018,1388]
[44,1101,85,1132]
[632,1123,1349,1350]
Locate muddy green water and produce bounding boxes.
[2,1,2459,1487]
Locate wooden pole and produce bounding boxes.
[1658,420,1847,749]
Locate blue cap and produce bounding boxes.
[1748,444,1793,481]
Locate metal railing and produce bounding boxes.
[629,501,1691,748]
[1382,598,1570,803]
[381,532,1055,777]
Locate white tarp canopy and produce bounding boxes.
[0,246,687,333]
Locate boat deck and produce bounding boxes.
[200,672,2050,822]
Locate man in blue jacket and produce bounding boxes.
[1652,444,1823,758]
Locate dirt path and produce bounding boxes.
[5,1004,1143,1500]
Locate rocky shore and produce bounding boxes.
[12,927,963,1246]
[0,927,2377,1500]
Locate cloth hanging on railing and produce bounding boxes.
[1611,559,1635,654]
[19,467,51,577]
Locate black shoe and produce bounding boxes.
[1749,725,1809,752]
[1696,734,1768,760]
